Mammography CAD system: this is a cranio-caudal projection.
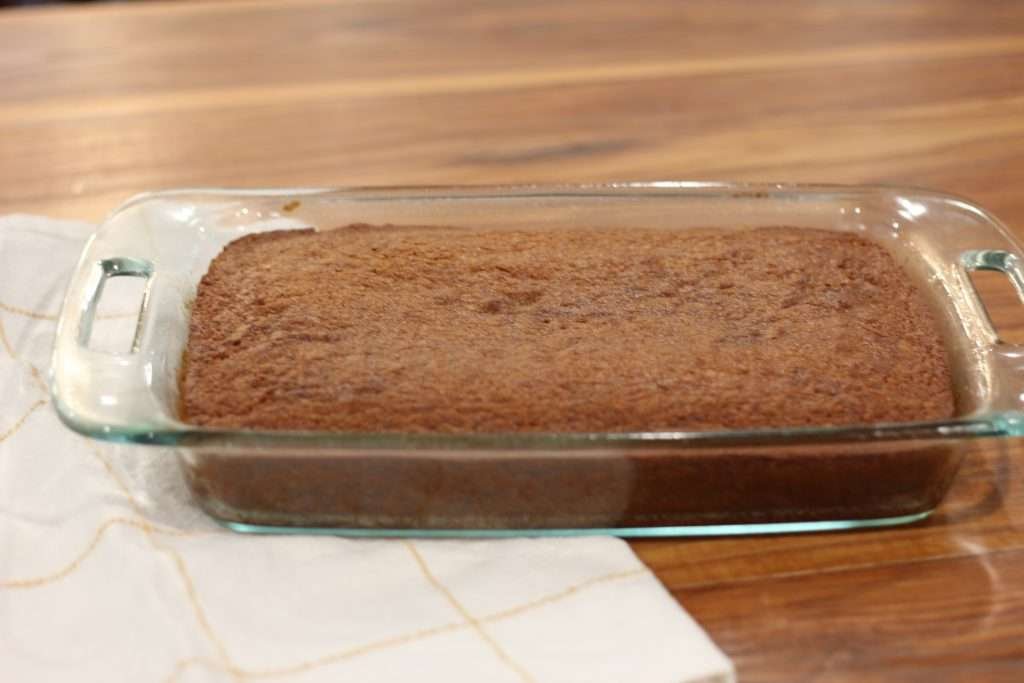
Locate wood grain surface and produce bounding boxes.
[2,1,1024,680]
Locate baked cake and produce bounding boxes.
[179,225,955,432]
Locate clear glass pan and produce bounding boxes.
[50,183,1024,536]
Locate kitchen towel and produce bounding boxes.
[0,214,734,683]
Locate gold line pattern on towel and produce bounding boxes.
[160,567,648,683]
[0,301,58,320]
[0,399,46,444]
[0,517,195,589]
[405,541,538,683]
[84,442,242,680]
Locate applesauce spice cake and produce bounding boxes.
[180,225,955,432]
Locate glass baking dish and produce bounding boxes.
[50,183,1024,537]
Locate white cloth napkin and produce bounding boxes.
[0,215,734,683]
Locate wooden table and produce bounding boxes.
[3,1,1023,680]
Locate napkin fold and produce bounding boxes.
[0,215,734,683]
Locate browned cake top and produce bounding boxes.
[180,225,955,432]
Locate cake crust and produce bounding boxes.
[180,225,956,433]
